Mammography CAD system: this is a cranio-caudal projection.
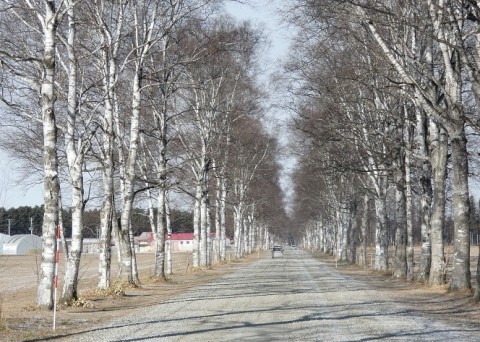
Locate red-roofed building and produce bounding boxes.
[134,232,230,252]
[169,233,194,252]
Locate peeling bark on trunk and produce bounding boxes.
[37,1,61,310]
[60,2,86,304]
[165,195,173,275]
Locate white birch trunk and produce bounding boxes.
[214,163,221,262]
[428,122,448,285]
[61,2,86,304]
[337,210,348,261]
[37,1,61,309]
[449,125,472,290]
[436,19,471,290]
[405,123,414,281]
[219,170,228,260]
[233,205,244,258]
[393,156,407,278]
[165,193,173,275]
[154,188,166,278]
[358,194,369,267]
[417,112,433,283]
[116,67,141,283]
[348,201,357,264]
[363,3,471,290]
[200,179,208,267]
[243,213,250,255]
[98,154,114,290]
[374,186,388,271]
[95,0,127,290]
[193,184,201,268]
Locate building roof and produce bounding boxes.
[2,234,42,255]
[167,233,217,240]
[2,234,41,244]
[134,232,218,242]
[0,233,10,243]
[168,233,194,241]
[134,232,155,242]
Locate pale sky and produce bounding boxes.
[225,0,297,211]
[224,0,293,72]
[0,150,44,208]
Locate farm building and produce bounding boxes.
[133,232,231,252]
[0,233,10,254]
[134,232,155,253]
[134,232,211,252]
[81,238,100,254]
[58,238,101,254]
[2,234,42,255]
[170,233,195,252]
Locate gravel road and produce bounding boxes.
[71,249,478,341]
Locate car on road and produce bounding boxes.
[272,245,284,258]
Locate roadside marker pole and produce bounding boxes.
[53,224,60,330]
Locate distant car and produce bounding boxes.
[272,245,283,258]
[290,244,297,250]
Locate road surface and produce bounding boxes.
[70,249,477,341]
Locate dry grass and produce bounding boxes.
[0,295,6,332]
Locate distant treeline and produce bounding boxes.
[0,206,193,237]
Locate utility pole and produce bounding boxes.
[30,217,33,235]
[7,219,11,236]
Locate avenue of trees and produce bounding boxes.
[0,1,288,310]
[283,0,480,301]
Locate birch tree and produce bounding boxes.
[0,0,64,309]
[287,0,474,292]
[229,117,270,258]
[176,17,263,266]
[34,0,62,309]
[87,0,128,289]
[357,1,472,291]
[57,0,97,304]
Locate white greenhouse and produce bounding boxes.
[2,234,42,255]
[0,233,10,254]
